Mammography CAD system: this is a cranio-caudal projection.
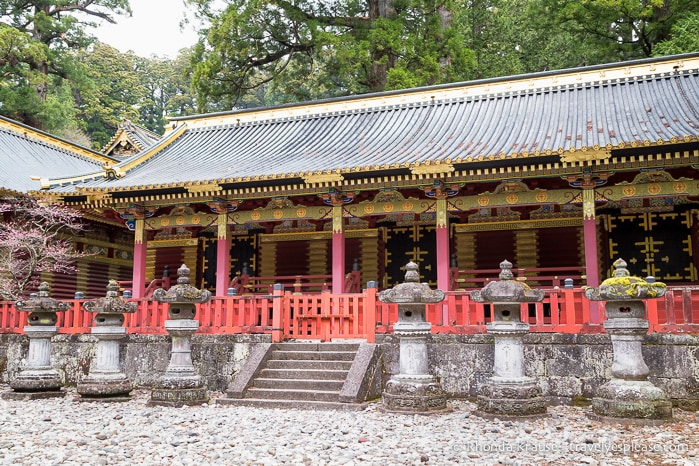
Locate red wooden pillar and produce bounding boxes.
[332,205,345,294]
[436,198,450,291]
[215,213,231,297]
[582,188,600,323]
[435,197,451,325]
[132,218,147,299]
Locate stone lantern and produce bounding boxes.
[149,263,212,406]
[2,282,70,400]
[77,280,137,401]
[583,258,672,422]
[470,260,546,417]
[379,261,448,413]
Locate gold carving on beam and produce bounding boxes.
[410,163,455,175]
[303,173,344,184]
[186,183,222,194]
[455,218,583,233]
[560,149,610,163]
[217,213,228,240]
[436,198,447,228]
[87,192,112,203]
[333,205,343,233]
[148,238,200,248]
[583,188,595,220]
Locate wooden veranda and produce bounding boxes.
[2,285,698,342]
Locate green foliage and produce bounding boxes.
[0,0,131,133]
[187,0,474,110]
[532,0,699,59]
[653,12,699,55]
[2,0,698,145]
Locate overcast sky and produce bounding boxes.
[89,0,200,58]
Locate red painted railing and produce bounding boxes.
[1,286,698,339]
[229,271,362,295]
[449,266,586,290]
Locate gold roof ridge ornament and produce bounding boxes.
[411,162,455,175]
[303,172,344,184]
[186,182,222,194]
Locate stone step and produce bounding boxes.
[258,368,348,380]
[253,378,345,391]
[217,398,366,411]
[274,342,360,352]
[270,350,357,361]
[246,387,340,402]
[265,359,354,370]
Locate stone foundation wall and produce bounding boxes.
[378,333,699,410]
[1,333,697,408]
[0,333,271,392]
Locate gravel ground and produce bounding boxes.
[0,387,696,466]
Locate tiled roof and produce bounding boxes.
[38,53,699,194]
[0,116,117,195]
[102,120,161,157]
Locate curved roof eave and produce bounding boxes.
[40,122,189,191]
[43,53,699,197]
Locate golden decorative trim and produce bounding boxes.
[560,149,611,163]
[135,219,145,244]
[85,255,132,267]
[333,205,343,233]
[186,183,222,194]
[436,198,448,228]
[260,228,378,243]
[411,163,455,175]
[583,188,596,220]
[148,238,200,248]
[455,218,583,232]
[303,173,344,184]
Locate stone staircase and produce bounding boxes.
[218,342,380,410]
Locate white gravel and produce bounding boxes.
[0,387,697,465]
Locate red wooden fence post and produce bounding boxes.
[271,284,284,343]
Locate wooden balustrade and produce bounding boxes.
[229,271,362,295]
[449,266,586,290]
[1,286,698,338]
[116,276,172,299]
[229,274,332,295]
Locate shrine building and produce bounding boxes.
[3,52,699,301]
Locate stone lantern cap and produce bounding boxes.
[379,262,445,304]
[83,280,138,314]
[583,258,667,301]
[152,264,212,304]
[469,260,544,303]
[15,282,70,314]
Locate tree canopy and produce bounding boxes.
[0,0,698,144]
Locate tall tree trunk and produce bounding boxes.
[367,0,398,92]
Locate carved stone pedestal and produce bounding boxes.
[2,283,68,401]
[382,377,447,412]
[148,264,211,407]
[380,262,448,414]
[78,327,132,401]
[470,260,547,418]
[78,281,137,401]
[382,324,447,412]
[590,317,672,423]
[476,323,546,417]
[3,326,65,400]
[149,319,208,406]
[584,259,672,424]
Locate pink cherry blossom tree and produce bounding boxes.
[0,196,89,300]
